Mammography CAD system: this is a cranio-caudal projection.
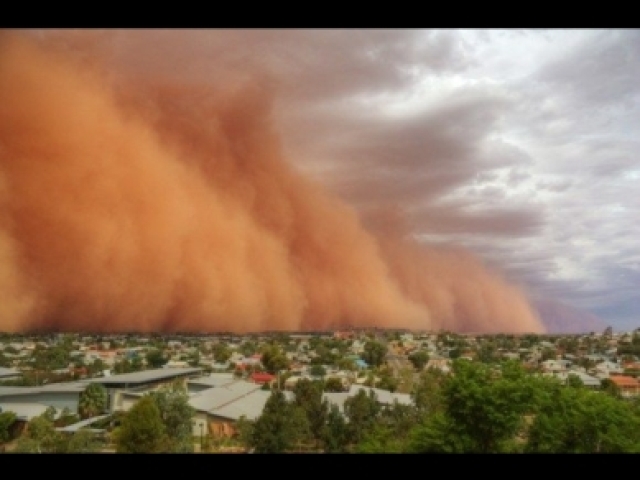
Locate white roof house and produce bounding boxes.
[0,367,22,381]
[0,382,87,414]
[548,371,602,389]
[189,381,294,421]
[188,373,237,392]
[0,402,51,421]
[322,384,413,414]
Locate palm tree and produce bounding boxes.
[78,383,108,419]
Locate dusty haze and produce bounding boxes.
[0,32,544,334]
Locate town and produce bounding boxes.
[1,326,640,453]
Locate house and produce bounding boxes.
[609,375,640,398]
[334,331,355,340]
[547,371,601,389]
[164,360,191,369]
[540,359,571,373]
[592,360,624,377]
[83,367,203,412]
[0,367,22,382]
[345,355,368,370]
[424,356,451,373]
[249,372,276,385]
[187,373,237,394]
[322,384,413,414]
[0,382,87,415]
[188,380,294,437]
[83,350,119,367]
[0,402,53,436]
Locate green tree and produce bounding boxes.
[408,350,429,371]
[565,373,585,389]
[309,364,326,377]
[292,378,328,446]
[477,342,498,363]
[0,352,10,368]
[0,410,17,444]
[337,357,356,372]
[114,395,167,453]
[526,383,640,453]
[601,378,621,398]
[187,350,200,367]
[239,340,258,357]
[212,343,232,364]
[448,348,462,359]
[356,423,406,453]
[324,377,345,392]
[320,404,350,453]
[408,412,471,453]
[362,341,387,368]
[30,344,70,371]
[249,390,309,453]
[113,359,128,374]
[411,368,447,417]
[343,389,381,446]
[541,347,557,361]
[78,383,108,419]
[58,429,103,453]
[357,401,417,453]
[438,360,539,453]
[87,358,106,376]
[148,381,195,453]
[56,407,80,427]
[130,355,144,372]
[260,345,289,374]
[145,349,167,369]
[14,408,60,453]
[376,368,398,392]
[234,415,254,450]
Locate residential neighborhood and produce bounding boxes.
[2,327,640,453]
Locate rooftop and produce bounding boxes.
[82,367,203,386]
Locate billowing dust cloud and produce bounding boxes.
[0,33,544,334]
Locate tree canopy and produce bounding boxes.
[78,383,108,419]
[114,395,167,453]
[147,381,195,452]
[247,390,309,453]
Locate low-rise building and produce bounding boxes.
[83,367,203,412]
[609,375,640,398]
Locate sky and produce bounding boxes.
[263,28,640,331]
[0,29,638,333]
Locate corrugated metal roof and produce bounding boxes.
[39,382,87,393]
[206,389,295,421]
[0,386,40,396]
[56,414,110,432]
[83,367,202,385]
[188,373,236,388]
[0,402,50,421]
[0,367,21,378]
[189,381,262,412]
[348,385,393,404]
[0,382,86,397]
[189,381,297,420]
[322,385,414,410]
[210,390,272,421]
[322,392,351,413]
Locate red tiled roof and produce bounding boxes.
[610,375,640,387]
[250,372,275,383]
